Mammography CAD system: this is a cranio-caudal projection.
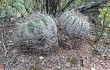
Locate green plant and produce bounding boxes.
[98,2,110,36]
[0,0,36,18]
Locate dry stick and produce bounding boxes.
[2,34,7,56]
[0,16,19,57]
[5,51,22,70]
[2,21,8,57]
[0,41,4,55]
[77,0,108,13]
[46,0,49,14]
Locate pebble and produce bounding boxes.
[39,56,44,60]
[82,59,89,67]
[91,67,96,70]
[13,49,17,53]
[65,62,71,67]
[0,64,5,70]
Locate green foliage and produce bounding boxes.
[98,2,110,36]
[60,0,67,9]
[0,0,36,18]
[13,2,28,16]
[0,0,7,7]
[0,0,91,17]
[24,0,37,13]
[74,0,83,6]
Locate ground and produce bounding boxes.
[0,42,110,70]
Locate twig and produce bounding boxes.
[0,41,4,54]
[1,20,8,57]
[5,51,22,70]
[77,0,108,13]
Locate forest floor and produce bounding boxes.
[0,13,110,70]
[0,42,110,70]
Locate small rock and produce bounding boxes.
[82,59,89,67]
[0,64,5,70]
[39,56,44,60]
[57,66,60,69]
[71,57,78,64]
[91,67,96,70]
[65,62,71,67]
[13,49,17,53]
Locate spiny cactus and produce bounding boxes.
[57,9,91,48]
[3,10,93,53]
[14,13,58,53]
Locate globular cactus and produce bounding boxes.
[14,13,58,54]
[57,9,91,48]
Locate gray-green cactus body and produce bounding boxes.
[15,14,58,53]
[58,9,90,38]
[57,9,91,48]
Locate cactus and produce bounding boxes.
[4,10,92,53]
[14,13,58,53]
[57,9,91,48]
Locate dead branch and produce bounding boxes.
[77,0,108,13]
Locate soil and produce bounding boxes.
[0,42,110,70]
